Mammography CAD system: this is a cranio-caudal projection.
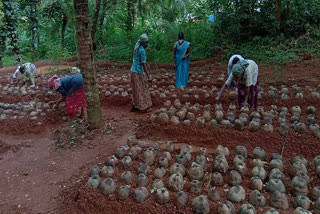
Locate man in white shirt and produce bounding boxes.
[11,62,36,87]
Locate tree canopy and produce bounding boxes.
[0,0,320,68]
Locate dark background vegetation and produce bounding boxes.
[1,0,320,68]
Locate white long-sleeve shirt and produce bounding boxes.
[12,62,36,79]
[225,59,258,87]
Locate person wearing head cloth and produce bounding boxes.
[11,62,37,87]
[130,33,152,113]
[226,54,244,88]
[216,59,259,108]
[48,73,86,117]
[173,32,190,88]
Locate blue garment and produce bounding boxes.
[131,46,147,76]
[207,14,216,24]
[57,73,84,97]
[174,41,190,88]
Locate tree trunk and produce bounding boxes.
[61,12,68,52]
[126,0,133,32]
[3,0,20,64]
[31,4,38,61]
[97,0,107,46]
[275,0,281,27]
[0,26,5,69]
[91,0,101,42]
[73,0,103,129]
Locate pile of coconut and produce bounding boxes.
[85,138,320,213]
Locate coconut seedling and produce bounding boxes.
[120,171,133,185]
[211,172,224,186]
[235,146,248,158]
[143,147,157,165]
[195,155,207,171]
[174,191,188,208]
[293,195,311,210]
[156,188,170,205]
[213,155,229,174]
[208,187,221,201]
[216,200,235,214]
[252,147,267,160]
[249,190,266,207]
[270,190,289,210]
[216,145,230,156]
[137,162,152,175]
[87,175,100,189]
[249,176,263,191]
[197,147,208,156]
[221,120,233,129]
[152,179,165,190]
[100,178,117,195]
[266,179,286,193]
[136,173,149,187]
[90,165,100,176]
[290,176,308,196]
[154,167,166,179]
[251,166,267,181]
[105,155,119,167]
[269,168,285,182]
[239,203,256,214]
[169,173,184,192]
[269,159,284,172]
[118,186,130,200]
[189,180,202,193]
[208,119,218,129]
[101,166,114,177]
[311,186,320,200]
[133,187,149,203]
[227,185,246,203]
[115,146,127,159]
[121,156,133,169]
[170,162,186,176]
[192,195,210,214]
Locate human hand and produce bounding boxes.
[52,104,58,111]
[48,100,56,106]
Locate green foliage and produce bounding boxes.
[1,0,320,67]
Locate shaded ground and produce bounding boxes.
[0,57,319,214]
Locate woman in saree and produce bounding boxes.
[130,33,152,113]
[173,32,190,88]
[216,59,259,108]
[48,73,86,117]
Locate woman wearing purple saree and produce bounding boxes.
[173,32,190,88]
[216,59,259,108]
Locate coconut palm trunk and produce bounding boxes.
[73,0,103,129]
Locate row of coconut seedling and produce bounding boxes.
[85,139,320,214]
[265,85,320,100]
[150,101,320,138]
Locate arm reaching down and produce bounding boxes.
[216,84,227,101]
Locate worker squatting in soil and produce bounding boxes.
[48,73,86,118]
[10,62,37,87]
